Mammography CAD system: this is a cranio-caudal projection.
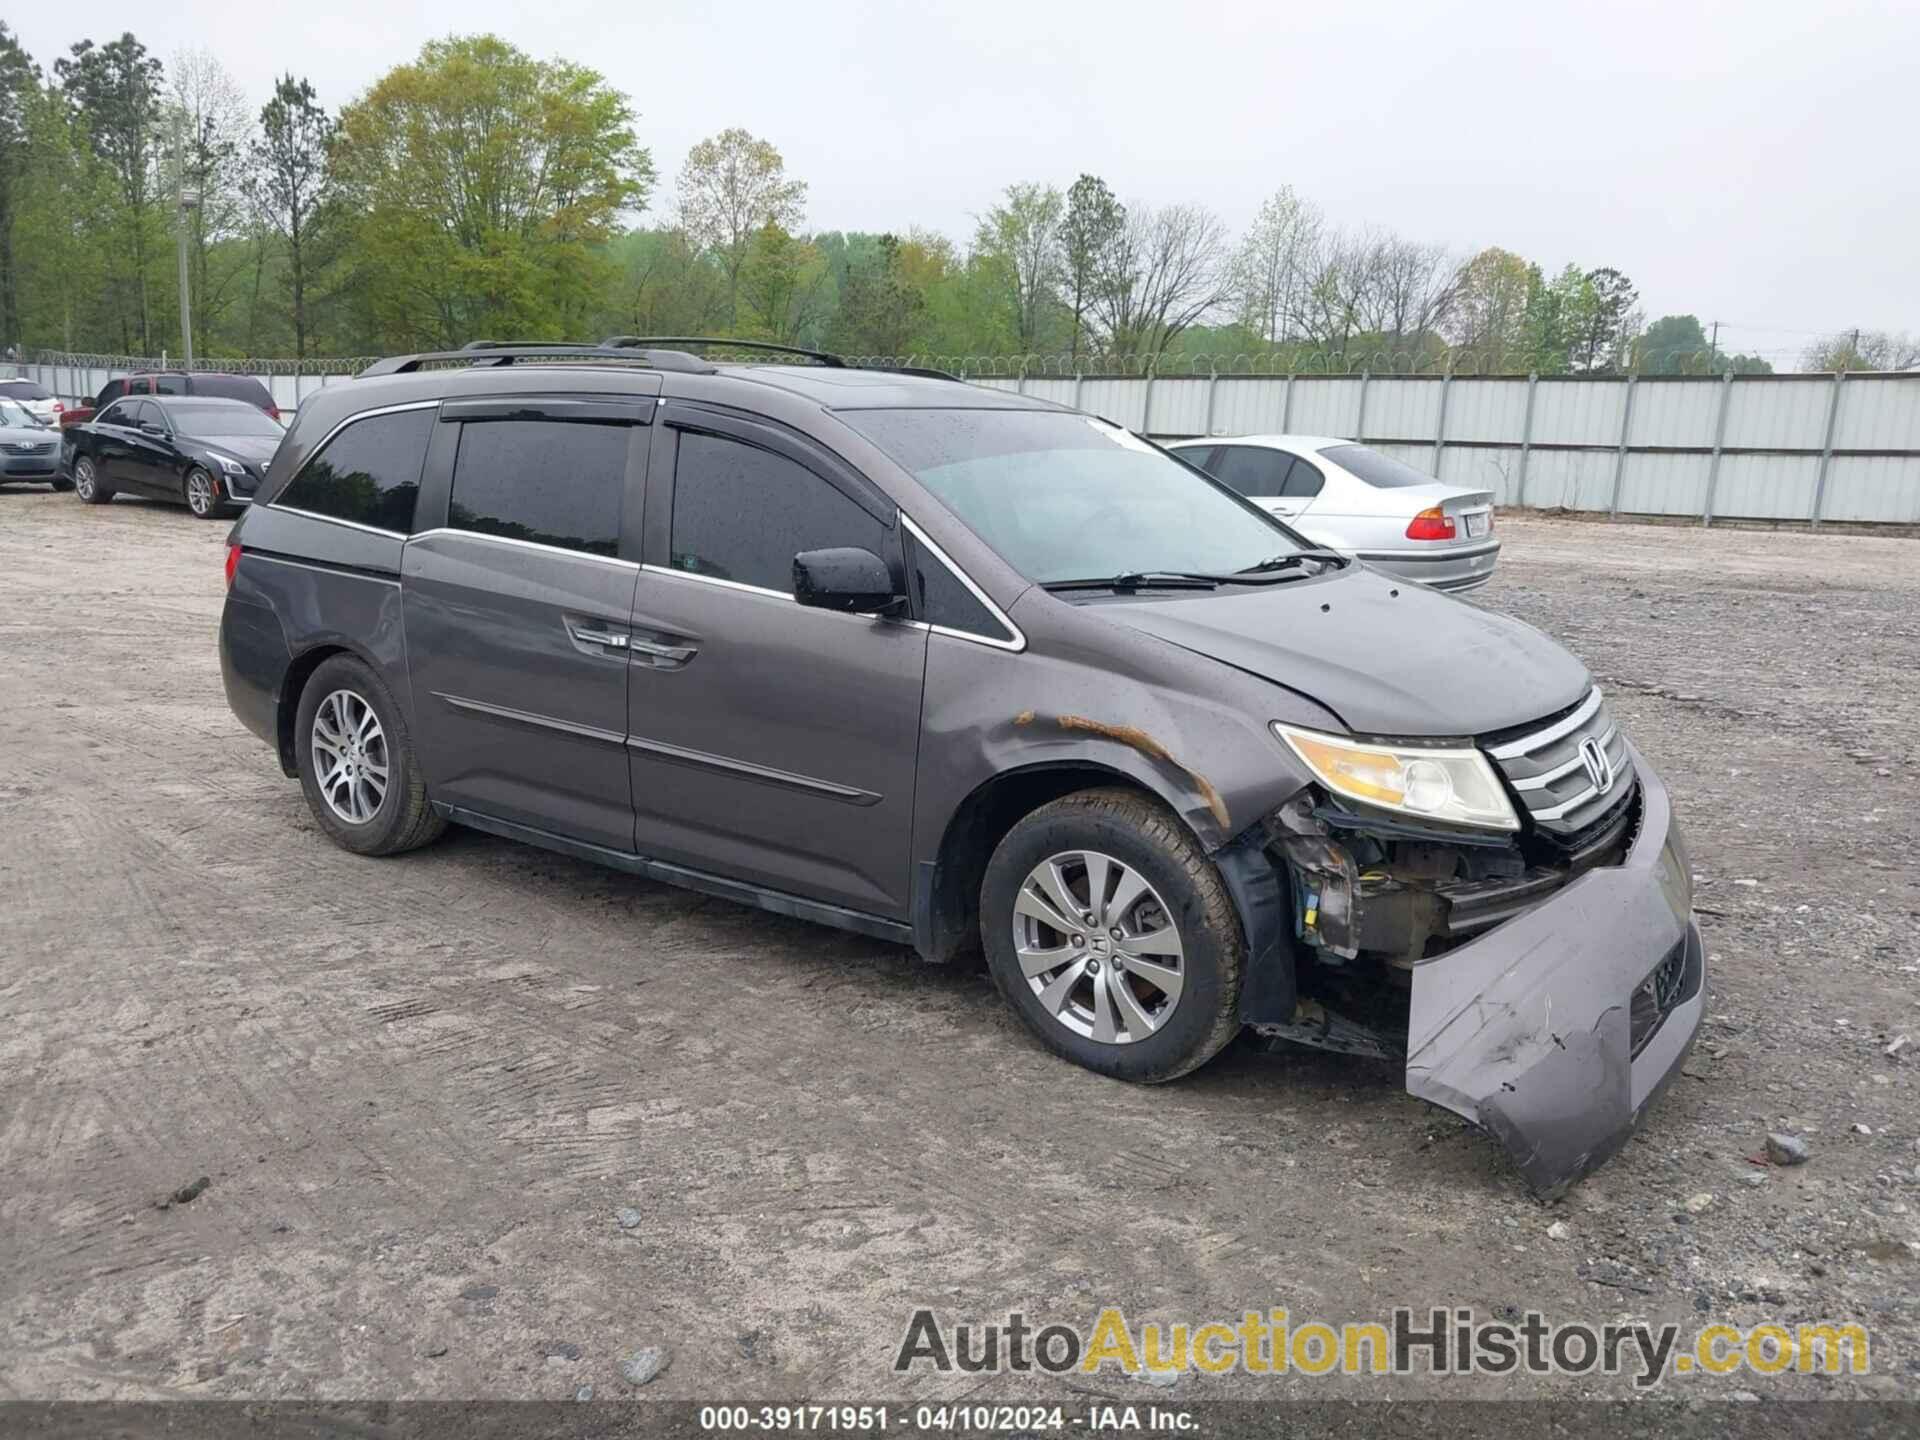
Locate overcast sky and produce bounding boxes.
[14,0,1916,360]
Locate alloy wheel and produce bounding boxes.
[311,688,389,825]
[1011,849,1184,1044]
[74,459,95,500]
[187,470,215,516]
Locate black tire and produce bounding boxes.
[50,477,75,492]
[293,654,445,857]
[72,455,113,504]
[980,788,1245,1083]
[185,466,221,519]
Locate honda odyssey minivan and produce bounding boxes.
[219,338,1702,1195]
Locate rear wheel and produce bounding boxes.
[294,654,445,857]
[73,455,112,504]
[185,467,220,519]
[980,788,1245,1082]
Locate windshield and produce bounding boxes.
[166,402,282,437]
[0,398,43,427]
[1322,443,1439,489]
[841,409,1306,584]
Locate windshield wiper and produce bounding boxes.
[1041,571,1219,593]
[1237,549,1349,575]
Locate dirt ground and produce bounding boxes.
[1,492,1916,1405]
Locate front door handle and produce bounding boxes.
[629,636,696,664]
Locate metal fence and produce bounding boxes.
[8,351,1918,526]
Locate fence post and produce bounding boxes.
[1355,369,1371,440]
[1073,370,1084,413]
[1516,372,1539,508]
[1433,366,1452,471]
[1810,370,1845,527]
[1281,368,1296,431]
[1202,364,1219,437]
[1701,369,1735,527]
[1608,375,1638,518]
[1141,364,1156,436]
[1016,361,1028,397]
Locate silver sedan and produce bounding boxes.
[1166,434,1501,592]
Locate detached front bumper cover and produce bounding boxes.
[1405,743,1703,1197]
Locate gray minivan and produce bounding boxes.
[219,340,1702,1195]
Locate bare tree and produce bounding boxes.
[166,49,250,346]
[1058,174,1122,361]
[676,128,806,328]
[1091,202,1228,361]
[1229,186,1320,345]
[974,181,1062,351]
[1801,328,1920,372]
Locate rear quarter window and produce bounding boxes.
[277,408,435,533]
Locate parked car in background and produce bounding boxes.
[0,377,64,427]
[216,338,1698,1197]
[1167,435,1500,592]
[0,397,68,489]
[69,395,285,517]
[60,371,281,429]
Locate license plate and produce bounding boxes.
[1465,513,1489,538]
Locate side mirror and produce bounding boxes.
[793,547,905,615]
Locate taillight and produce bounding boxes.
[52,401,64,414]
[1406,506,1456,541]
[265,403,280,420]
[224,543,240,589]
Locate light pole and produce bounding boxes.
[175,113,200,369]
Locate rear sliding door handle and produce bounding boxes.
[571,626,629,650]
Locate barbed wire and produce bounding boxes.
[17,345,1851,380]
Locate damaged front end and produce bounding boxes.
[1249,734,1703,1198]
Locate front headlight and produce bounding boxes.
[210,452,247,476]
[1272,722,1520,832]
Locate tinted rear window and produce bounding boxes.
[0,379,51,401]
[448,419,628,558]
[278,408,434,533]
[192,374,274,406]
[1322,444,1437,489]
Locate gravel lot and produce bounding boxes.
[1,492,1916,1404]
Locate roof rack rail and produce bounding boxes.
[600,336,848,368]
[359,343,716,378]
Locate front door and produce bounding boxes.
[121,400,180,498]
[627,407,927,919]
[401,393,655,852]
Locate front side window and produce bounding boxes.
[279,407,435,533]
[905,530,1013,642]
[841,409,1305,585]
[670,430,888,592]
[447,418,627,557]
[1322,443,1437,489]
[1209,445,1294,499]
[98,399,137,427]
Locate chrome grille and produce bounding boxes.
[1485,686,1634,837]
[1,440,55,455]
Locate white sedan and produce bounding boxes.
[0,377,64,428]
[1165,434,1500,592]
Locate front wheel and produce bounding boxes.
[185,466,220,519]
[73,456,113,504]
[293,654,446,856]
[980,788,1245,1083]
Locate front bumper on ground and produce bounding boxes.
[1404,742,1702,1196]
[1355,537,1502,592]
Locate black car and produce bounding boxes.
[69,395,285,517]
[217,338,1701,1197]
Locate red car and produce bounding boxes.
[60,371,280,428]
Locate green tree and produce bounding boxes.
[12,81,118,349]
[0,21,39,346]
[1059,174,1123,359]
[1634,314,1770,374]
[55,33,165,352]
[330,34,651,347]
[737,223,827,342]
[973,182,1063,352]
[167,50,251,354]
[1445,247,1536,372]
[829,234,925,356]
[1571,266,1639,373]
[1229,186,1320,347]
[246,75,334,357]
[675,127,805,328]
